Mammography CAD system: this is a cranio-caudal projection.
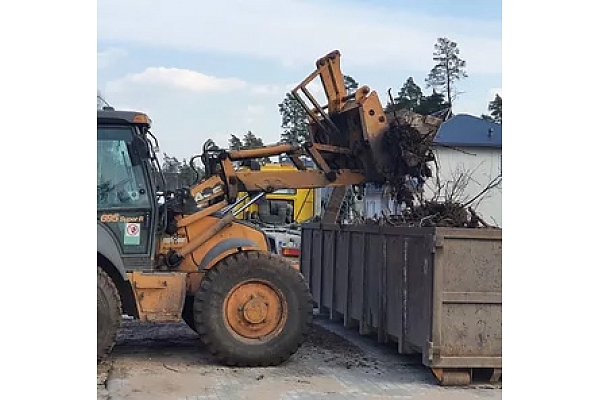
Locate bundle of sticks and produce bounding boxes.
[373,110,497,229]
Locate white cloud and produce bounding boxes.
[99,80,285,160]
[105,67,295,100]
[452,100,486,117]
[250,84,284,96]
[246,105,265,115]
[106,67,248,94]
[97,47,127,69]
[97,0,501,74]
[244,104,266,124]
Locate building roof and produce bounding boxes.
[433,114,501,148]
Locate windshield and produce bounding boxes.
[97,126,150,209]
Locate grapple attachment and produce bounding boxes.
[291,50,445,186]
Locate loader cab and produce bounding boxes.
[97,109,159,267]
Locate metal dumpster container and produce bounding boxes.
[300,223,502,385]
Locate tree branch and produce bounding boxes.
[462,174,502,208]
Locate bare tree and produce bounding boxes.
[419,160,501,226]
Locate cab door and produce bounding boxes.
[97,125,156,269]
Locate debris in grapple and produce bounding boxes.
[365,109,498,229]
[381,120,436,206]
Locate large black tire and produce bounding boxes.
[182,296,197,333]
[97,267,122,362]
[194,251,312,367]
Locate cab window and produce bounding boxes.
[97,127,150,209]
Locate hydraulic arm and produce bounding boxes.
[189,51,392,205]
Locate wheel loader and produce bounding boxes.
[97,50,444,366]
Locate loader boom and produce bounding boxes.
[189,51,400,205]
[184,51,443,217]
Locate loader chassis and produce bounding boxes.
[97,112,312,366]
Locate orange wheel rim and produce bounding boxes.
[224,280,287,342]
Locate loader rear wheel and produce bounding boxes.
[194,251,312,367]
[97,267,122,362]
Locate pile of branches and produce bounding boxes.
[358,202,493,228]
[370,109,500,229]
[400,202,492,228]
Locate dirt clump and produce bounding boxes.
[302,324,379,370]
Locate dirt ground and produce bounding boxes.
[98,315,501,399]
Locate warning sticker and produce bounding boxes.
[124,222,141,245]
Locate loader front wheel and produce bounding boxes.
[97,267,122,362]
[194,251,312,367]
[182,296,197,333]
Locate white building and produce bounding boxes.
[425,114,502,227]
[360,114,502,227]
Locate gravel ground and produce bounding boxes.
[98,315,501,399]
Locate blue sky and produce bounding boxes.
[97,0,501,162]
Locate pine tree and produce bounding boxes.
[278,93,309,144]
[343,75,359,92]
[481,94,502,123]
[489,94,502,123]
[425,37,468,109]
[243,131,263,148]
[387,77,423,112]
[229,134,243,150]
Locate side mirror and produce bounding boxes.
[132,135,151,159]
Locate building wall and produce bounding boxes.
[359,147,502,227]
[424,146,502,227]
[362,185,398,219]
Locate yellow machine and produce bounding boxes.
[233,164,317,265]
[97,50,444,367]
[234,164,317,225]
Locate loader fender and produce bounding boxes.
[97,223,128,281]
[199,238,260,270]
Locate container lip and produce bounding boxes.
[301,223,501,237]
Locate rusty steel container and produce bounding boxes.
[300,223,502,385]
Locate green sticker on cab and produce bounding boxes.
[124,222,141,245]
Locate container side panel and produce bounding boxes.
[311,229,323,306]
[366,233,383,331]
[433,229,502,366]
[300,227,313,289]
[441,236,502,293]
[405,235,435,352]
[334,230,350,316]
[441,303,502,357]
[385,234,405,341]
[349,232,366,323]
[322,229,336,310]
